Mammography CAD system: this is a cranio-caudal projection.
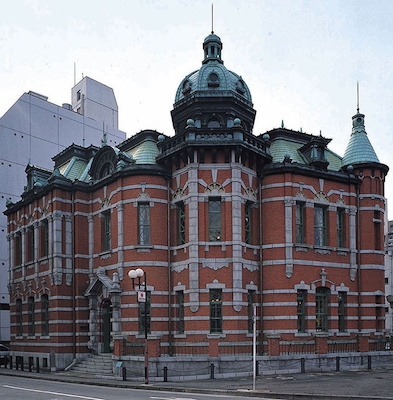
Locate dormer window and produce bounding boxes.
[182,80,191,95]
[236,79,245,94]
[207,72,220,87]
[99,162,114,179]
[207,118,221,128]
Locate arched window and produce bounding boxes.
[316,287,330,332]
[16,299,22,337]
[41,294,49,336]
[99,162,114,179]
[28,296,35,336]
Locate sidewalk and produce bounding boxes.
[1,366,393,399]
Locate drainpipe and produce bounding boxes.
[167,178,173,356]
[258,175,264,352]
[356,181,362,333]
[72,189,77,359]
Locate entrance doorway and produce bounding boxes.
[102,299,113,353]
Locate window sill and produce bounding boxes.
[135,245,153,253]
[336,332,350,337]
[207,333,226,339]
[99,250,112,260]
[313,246,333,255]
[174,334,186,339]
[40,335,50,339]
[294,244,311,252]
[295,332,312,337]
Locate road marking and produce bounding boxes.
[3,385,106,400]
[150,397,198,400]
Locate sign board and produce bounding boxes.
[138,291,146,302]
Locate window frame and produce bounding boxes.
[40,220,49,258]
[177,202,185,245]
[337,208,345,248]
[316,287,330,332]
[177,291,184,334]
[208,197,222,242]
[14,232,22,266]
[28,296,35,336]
[297,289,307,333]
[314,205,327,246]
[296,202,305,244]
[138,202,150,245]
[102,210,111,252]
[338,292,346,332]
[27,226,35,262]
[245,201,252,245]
[41,294,50,336]
[210,289,223,333]
[16,299,23,337]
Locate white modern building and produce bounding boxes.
[0,77,126,343]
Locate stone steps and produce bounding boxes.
[69,354,114,376]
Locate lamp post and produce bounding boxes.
[128,268,149,384]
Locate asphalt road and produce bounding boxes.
[0,374,282,400]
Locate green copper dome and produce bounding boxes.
[174,33,252,105]
[342,112,380,167]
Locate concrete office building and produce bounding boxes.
[0,77,126,343]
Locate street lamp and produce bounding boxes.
[128,268,149,384]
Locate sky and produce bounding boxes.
[1,0,393,216]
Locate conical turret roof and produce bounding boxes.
[342,111,379,167]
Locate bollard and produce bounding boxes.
[256,360,259,376]
[9,356,12,370]
[16,357,19,371]
[163,366,168,382]
[122,366,127,381]
[210,363,215,379]
[336,356,340,372]
[36,357,40,373]
[300,358,305,374]
[29,357,33,372]
[368,355,372,370]
[21,357,24,371]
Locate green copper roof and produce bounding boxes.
[269,138,343,171]
[174,33,252,104]
[342,112,379,167]
[126,140,159,164]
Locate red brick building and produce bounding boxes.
[4,32,389,376]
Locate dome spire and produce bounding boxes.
[342,84,379,167]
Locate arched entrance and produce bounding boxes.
[102,299,113,353]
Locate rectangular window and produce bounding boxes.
[40,220,49,257]
[248,290,255,333]
[14,232,22,266]
[296,202,305,244]
[41,295,49,336]
[27,226,35,262]
[374,210,382,251]
[337,208,345,248]
[245,201,252,244]
[16,299,22,336]
[338,292,346,332]
[376,295,383,332]
[138,202,150,245]
[178,202,185,245]
[177,291,184,334]
[314,206,327,246]
[28,297,35,336]
[316,287,330,332]
[297,290,307,332]
[102,211,111,251]
[208,198,222,241]
[139,291,151,334]
[210,289,223,333]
